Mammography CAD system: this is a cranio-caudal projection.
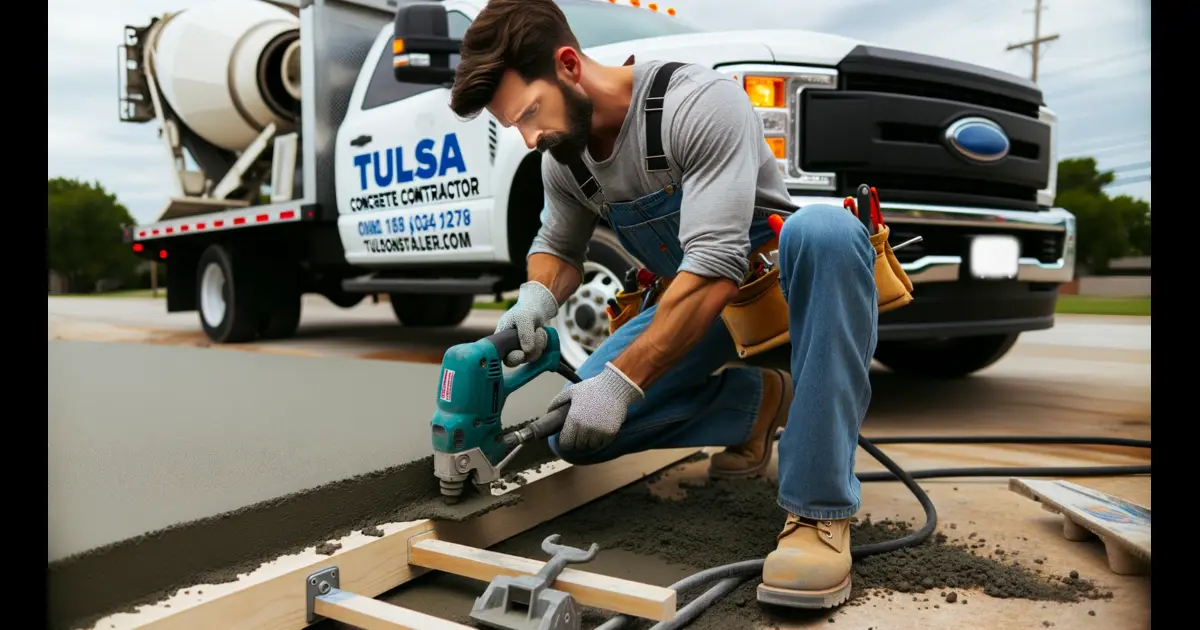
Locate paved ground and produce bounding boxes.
[47,296,1150,629]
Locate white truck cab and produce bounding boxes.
[121,0,1075,377]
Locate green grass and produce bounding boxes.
[1055,295,1150,316]
[52,289,166,298]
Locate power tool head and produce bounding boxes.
[431,327,563,501]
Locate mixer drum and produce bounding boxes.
[152,0,301,152]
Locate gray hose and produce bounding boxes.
[594,560,763,630]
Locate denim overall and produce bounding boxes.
[547,62,879,521]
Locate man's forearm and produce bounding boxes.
[610,271,739,389]
[527,253,583,305]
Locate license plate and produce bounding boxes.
[969,235,1019,279]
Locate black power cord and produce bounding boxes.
[595,431,1150,630]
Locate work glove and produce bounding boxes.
[550,362,644,452]
[495,281,560,367]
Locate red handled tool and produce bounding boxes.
[767,214,784,238]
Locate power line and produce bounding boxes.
[1061,140,1151,160]
[1104,161,1150,174]
[1037,46,1151,80]
[1061,132,1150,153]
[1006,0,1059,83]
[1104,174,1150,188]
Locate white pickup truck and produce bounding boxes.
[120,0,1075,377]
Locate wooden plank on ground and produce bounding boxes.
[1010,478,1150,575]
[314,589,472,630]
[410,539,675,621]
[85,447,699,629]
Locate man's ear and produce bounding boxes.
[555,46,584,83]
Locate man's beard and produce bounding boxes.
[538,81,593,163]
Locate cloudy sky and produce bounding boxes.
[48,0,1150,225]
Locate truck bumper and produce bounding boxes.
[790,196,1077,340]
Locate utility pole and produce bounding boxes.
[1006,0,1059,83]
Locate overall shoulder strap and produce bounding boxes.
[561,61,687,199]
[644,61,685,172]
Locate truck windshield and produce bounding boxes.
[556,0,705,48]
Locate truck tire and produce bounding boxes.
[553,226,642,371]
[196,243,262,343]
[873,333,1020,379]
[388,293,474,327]
[257,267,302,340]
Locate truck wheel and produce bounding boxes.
[873,333,1021,379]
[389,294,474,327]
[258,269,302,340]
[196,244,261,343]
[553,227,641,371]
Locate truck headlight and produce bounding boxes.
[744,76,784,108]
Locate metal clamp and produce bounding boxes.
[306,566,340,623]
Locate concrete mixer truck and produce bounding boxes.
[119,0,1077,378]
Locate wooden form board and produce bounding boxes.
[410,539,675,621]
[85,447,700,629]
[1009,478,1150,575]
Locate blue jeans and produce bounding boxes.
[548,202,878,520]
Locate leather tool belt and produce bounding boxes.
[606,186,916,360]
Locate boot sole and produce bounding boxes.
[756,577,852,609]
[708,369,792,479]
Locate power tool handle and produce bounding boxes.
[485,327,523,358]
[502,404,569,448]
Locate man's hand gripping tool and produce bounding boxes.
[432,326,581,503]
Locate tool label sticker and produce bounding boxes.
[440,369,455,402]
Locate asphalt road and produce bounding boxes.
[48,296,1150,629]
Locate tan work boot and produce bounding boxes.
[758,514,853,608]
[708,368,792,478]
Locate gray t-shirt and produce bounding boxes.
[529,60,798,285]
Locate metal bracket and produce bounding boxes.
[306,566,340,623]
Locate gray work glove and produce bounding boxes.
[550,362,645,452]
[495,281,560,367]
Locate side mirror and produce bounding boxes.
[393,2,461,86]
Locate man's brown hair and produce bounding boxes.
[449,0,580,119]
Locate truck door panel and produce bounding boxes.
[335,12,496,266]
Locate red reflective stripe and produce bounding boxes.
[138,231,146,238]
[233,217,246,225]
[165,227,174,233]
[280,210,296,220]
[196,223,206,229]
[256,214,269,222]
[214,220,225,227]
[180,225,189,232]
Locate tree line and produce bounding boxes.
[47,158,1150,294]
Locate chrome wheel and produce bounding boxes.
[555,260,623,369]
[199,262,227,328]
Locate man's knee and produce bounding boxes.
[779,203,871,261]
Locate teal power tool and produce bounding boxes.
[432,326,581,503]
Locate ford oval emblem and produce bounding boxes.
[944,117,1010,162]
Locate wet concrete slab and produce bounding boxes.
[47,340,569,562]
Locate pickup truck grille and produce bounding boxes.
[798,45,1052,211]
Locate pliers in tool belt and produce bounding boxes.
[844,184,884,234]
